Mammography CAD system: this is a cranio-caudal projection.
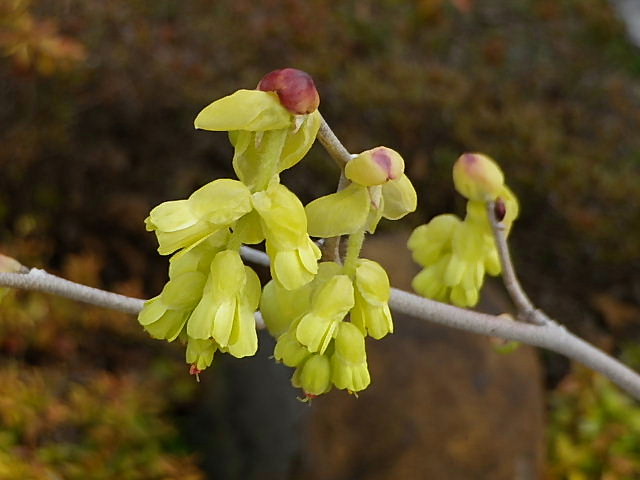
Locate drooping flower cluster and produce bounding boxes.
[408,153,518,307]
[139,68,417,398]
[139,69,322,373]
[260,146,417,398]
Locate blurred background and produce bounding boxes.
[1,0,640,478]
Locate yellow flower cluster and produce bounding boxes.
[139,70,322,374]
[261,260,393,397]
[139,69,418,398]
[408,153,518,307]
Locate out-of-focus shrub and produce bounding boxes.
[548,352,640,479]
[0,246,205,479]
[0,0,85,75]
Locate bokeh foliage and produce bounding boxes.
[548,351,640,479]
[1,0,640,477]
[0,243,204,478]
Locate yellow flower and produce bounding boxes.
[145,179,252,255]
[350,259,393,339]
[252,182,320,290]
[292,353,332,397]
[195,84,321,190]
[186,338,218,372]
[331,322,370,392]
[295,274,354,354]
[138,233,229,340]
[186,250,260,358]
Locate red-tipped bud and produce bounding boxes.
[494,198,506,222]
[257,68,320,115]
[452,152,504,201]
[345,146,405,186]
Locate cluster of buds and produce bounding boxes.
[408,153,518,307]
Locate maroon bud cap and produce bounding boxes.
[494,198,506,222]
[257,68,320,115]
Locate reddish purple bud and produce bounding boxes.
[257,68,320,115]
[494,198,506,222]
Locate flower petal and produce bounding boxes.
[380,174,417,220]
[186,338,217,371]
[279,110,321,171]
[194,89,292,132]
[305,183,370,237]
[189,179,252,225]
[160,271,207,310]
[147,199,199,232]
[145,308,189,341]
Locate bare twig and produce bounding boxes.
[388,289,640,400]
[487,201,549,325]
[316,115,353,263]
[317,114,352,168]
[0,268,145,314]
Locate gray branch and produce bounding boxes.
[1,250,640,399]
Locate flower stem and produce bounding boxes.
[343,228,366,277]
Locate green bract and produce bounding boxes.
[305,183,370,237]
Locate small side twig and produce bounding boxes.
[317,113,352,168]
[316,115,354,263]
[487,201,550,325]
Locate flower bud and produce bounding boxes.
[257,68,320,115]
[297,354,332,396]
[452,153,504,202]
[494,198,506,222]
[345,147,404,187]
[274,330,310,367]
[186,338,217,372]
